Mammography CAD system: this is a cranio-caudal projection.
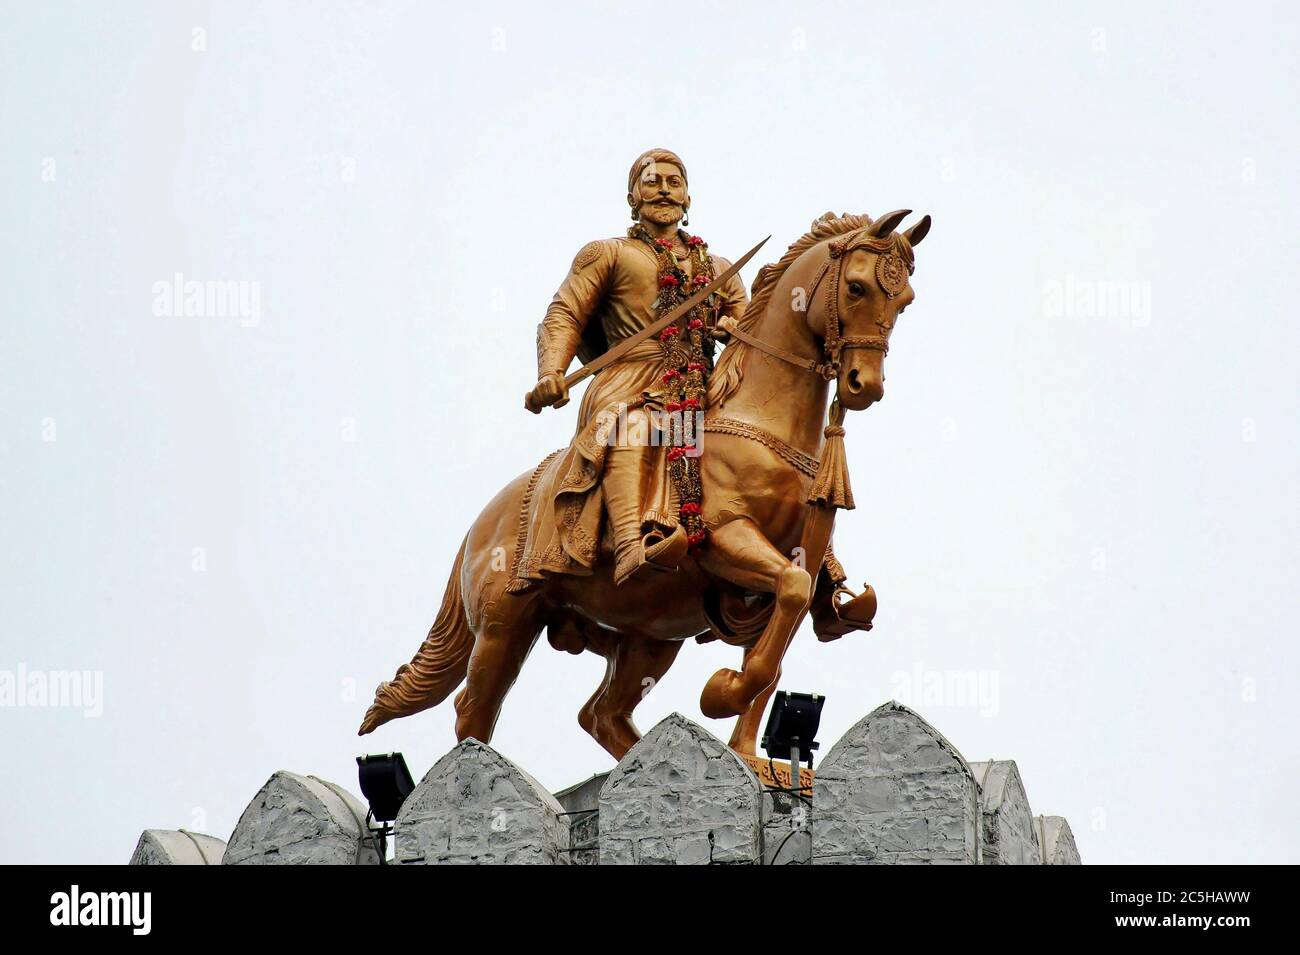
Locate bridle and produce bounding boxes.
[724,230,909,382]
[703,227,916,519]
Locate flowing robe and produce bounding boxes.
[509,234,748,589]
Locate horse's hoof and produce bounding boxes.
[700,668,747,719]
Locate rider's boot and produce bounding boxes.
[605,440,688,585]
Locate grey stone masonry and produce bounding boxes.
[813,701,981,864]
[131,700,1081,864]
[1037,815,1082,865]
[598,713,763,865]
[762,789,812,865]
[554,772,608,866]
[395,737,569,864]
[969,760,1042,865]
[129,829,226,865]
[223,770,380,865]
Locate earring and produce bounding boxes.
[682,207,690,227]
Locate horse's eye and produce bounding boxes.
[848,281,865,296]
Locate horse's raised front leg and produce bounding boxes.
[579,634,682,761]
[728,648,780,757]
[697,518,812,719]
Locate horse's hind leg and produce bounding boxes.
[453,594,544,744]
[579,635,682,761]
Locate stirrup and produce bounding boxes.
[814,584,877,642]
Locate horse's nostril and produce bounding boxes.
[847,368,863,393]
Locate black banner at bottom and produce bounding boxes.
[1,864,1286,941]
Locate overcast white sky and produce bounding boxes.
[2,1,1296,864]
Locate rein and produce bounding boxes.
[706,228,913,570]
[704,229,913,516]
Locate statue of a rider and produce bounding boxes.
[359,149,906,753]
[522,148,748,587]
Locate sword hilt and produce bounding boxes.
[524,379,570,414]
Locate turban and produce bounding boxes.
[627,148,688,196]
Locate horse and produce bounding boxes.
[358,209,930,761]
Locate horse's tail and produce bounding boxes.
[358,539,473,735]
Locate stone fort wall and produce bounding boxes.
[130,701,1081,866]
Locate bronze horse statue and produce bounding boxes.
[359,210,930,760]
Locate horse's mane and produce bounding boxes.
[708,211,876,407]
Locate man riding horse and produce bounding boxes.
[359,147,929,759]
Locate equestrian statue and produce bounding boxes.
[359,147,930,761]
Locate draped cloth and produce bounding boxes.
[507,235,748,592]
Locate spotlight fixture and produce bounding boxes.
[761,690,825,781]
[357,752,415,862]
[357,752,414,822]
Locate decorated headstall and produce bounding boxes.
[800,227,914,379]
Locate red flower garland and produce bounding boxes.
[631,226,718,550]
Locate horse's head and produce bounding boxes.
[806,209,930,411]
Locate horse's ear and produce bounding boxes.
[903,214,931,247]
[870,209,911,237]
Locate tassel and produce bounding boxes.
[807,401,855,510]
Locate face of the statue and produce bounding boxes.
[631,162,688,228]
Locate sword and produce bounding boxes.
[524,235,769,413]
